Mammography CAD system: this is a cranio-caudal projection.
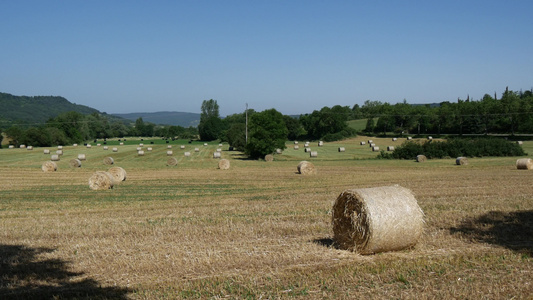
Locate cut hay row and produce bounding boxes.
[332,185,424,254]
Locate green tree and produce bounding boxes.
[283,115,305,141]
[226,123,246,150]
[245,109,288,159]
[199,99,223,141]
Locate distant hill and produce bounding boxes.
[112,111,200,127]
[0,92,101,126]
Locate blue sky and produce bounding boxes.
[1,1,532,116]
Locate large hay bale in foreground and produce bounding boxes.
[42,161,57,172]
[297,161,316,175]
[416,155,427,162]
[108,166,127,183]
[332,185,424,254]
[167,157,178,166]
[69,159,82,168]
[88,171,115,190]
[516,158,533,170]
[456,157,468,165]
[218,159,230,170]
[103,157,114,165]
[265,154,274,162]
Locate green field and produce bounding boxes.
[1,136,532,299]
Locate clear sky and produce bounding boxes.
[1,1,532,116]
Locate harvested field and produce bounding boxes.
[0,138,532,299]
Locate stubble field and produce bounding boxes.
[1,137,532,299]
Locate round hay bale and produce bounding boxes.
[367,140,373,144]
[88,171,114,190]
[103,157,114,165]
[42,161,57,172]
[310,151,318,157]
[9,145,15,149]
[338,147,345,152]
[57,145,63,150]
[387,146,395,151]
[27,146,33,150]
[456,157,468,165]
[167,150,173,156]
[516,158,533,170]
[213,152,221,158]
[87,144,92,148]
[392,138,398,141]
[119,142,124,146]
[56,150,63,156]
[369,143,375,148]
[218,159,230,170]
[294,141,298,144]
[416,154,427,162]
[194,148,200,152]
[360,141,366,145]
[103,146,109,150]
[372,146,380,152]
[139,143,144,147]
[51,154,60,161]
[138,150,145,156]
[265,154,274,162]
[136,147,142,151]
[73,144,78,147]
[167,145,172,149]
[428,136,433,140]
[147,147,152,151]
[297,161,316,175]
[204,143,208,146]
[517,141,523,145]
[96,143,101,146]
[78,154,86,161]
[276,148,282,154]
[305,147,311,153]
[108,166,127,182]
[184,151,191,157]
[18,144,24,148]
[216,148,222,152]
[180,145,185,149]
[332,185,424,254]
[294,145,300,150]
[318,141,324,146]
[112,147,118,152]
[43,149,50,154]
[407,136,412,140]
[69,158,82,168]
[167,157,178,166]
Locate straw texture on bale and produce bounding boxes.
[78,154,86,161]
[213,152,221,158]
[57,145,63,150]
[407,137,412,140]
[332,185,424,254]
[167,157,178,166]
[265,154,274,162]
[294,141,298,144]
[517,141,523,145]
[305,148,311,153]
[310,151,318,157]
[73,144,78,147]
[167,145,172,149]
[20,145,26,149]
[338,147,345,152]
[180,145,185,149]
[218,159,230,170]
[318,141,324,146]
[88,171,114,190]
[456,157,468,165]
[416,155,427,162]
[42,161,57,172]
[392,138,398,141]
[108,167,127,183]
[51,154,60,161]
[147,147,152,151]
[297,161,316,175]
[516,158,533,170]
[87,144,92,148]
[103,157,114,165]
[69,159,82,168]
[387,146,395,151]
[367,140,373,144]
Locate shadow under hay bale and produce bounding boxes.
[516,158,533,170]
[167,157,178,166]
[456,157,468,165]
[42,161,57,172]
[88,171,114,190]
[332,185,424,254]
[218,159,230,170]
[297,161,316,175]
[108,167,126,183]
[69,159,82,168]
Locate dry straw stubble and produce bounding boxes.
[88,171,115,190]
[332,185,424,254]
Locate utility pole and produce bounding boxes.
[245,103,248,144]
